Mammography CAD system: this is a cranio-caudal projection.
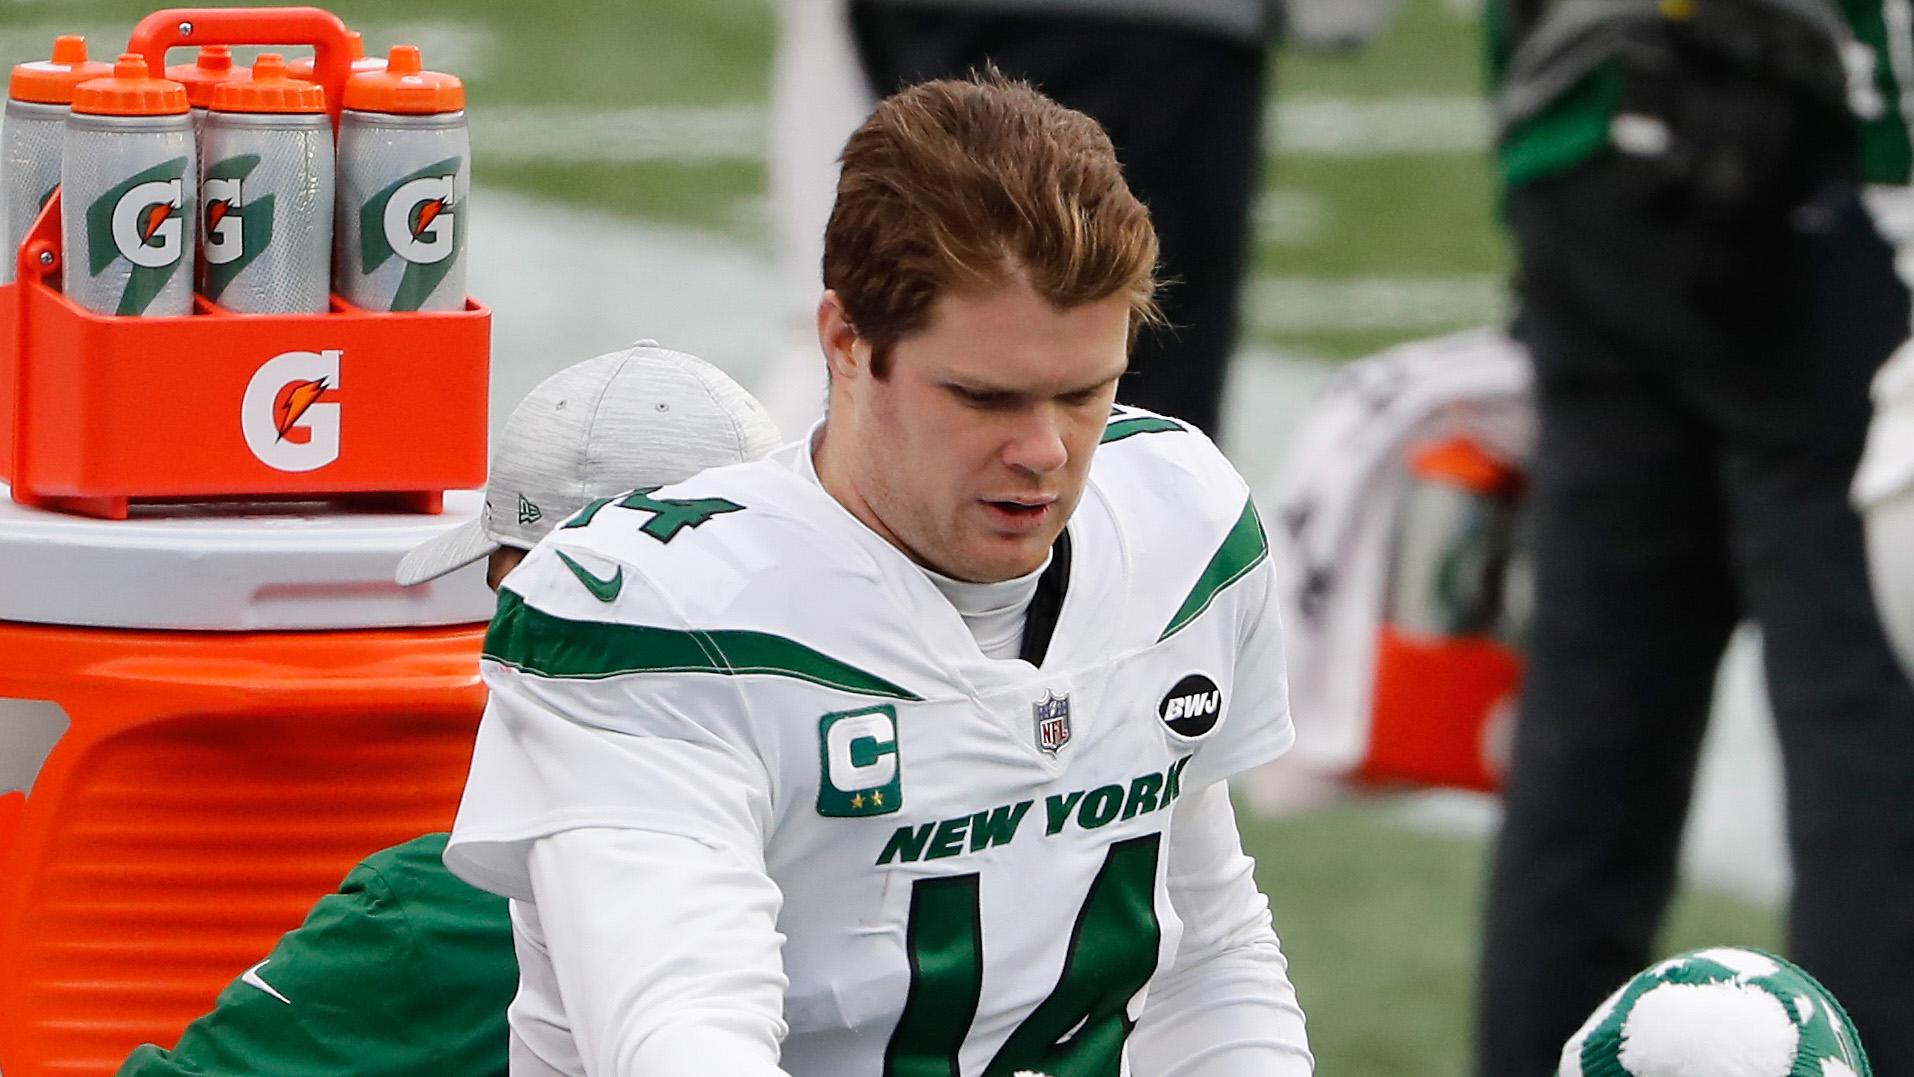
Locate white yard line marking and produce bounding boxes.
[1254,190,1332,246]
[475,105,767,165]
[1268,96,1493,157]
[1245,274,1508,333]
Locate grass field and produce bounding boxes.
[2,0,1781,1071]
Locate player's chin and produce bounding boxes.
[967,513,1059,578]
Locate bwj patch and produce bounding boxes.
[1159,673,1223,738]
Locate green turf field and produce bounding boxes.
[1243,798,1780,1072]
[5,1,1780,1070]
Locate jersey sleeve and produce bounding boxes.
[443,543,777,904]
[1184,513,1297,792]
[115,834,514,1077]
[521,828,791,1077]
[1129,785,1313,1075]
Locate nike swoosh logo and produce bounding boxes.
[557,550,623,602]
[241,959,291,1005]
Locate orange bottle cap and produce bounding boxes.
[289,31,384,79]
[342,45,462,114]
[10,35,113,105]
[1411,437,1522,497]
[212,53,326,113]
[166,45,248,109]
[72,54,189,117]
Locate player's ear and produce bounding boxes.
[817,290,865,382]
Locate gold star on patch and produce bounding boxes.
[871,790,884,807]
[850,793,865,810]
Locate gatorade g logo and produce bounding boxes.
[201,155,275,301]
[202,177,246,264]
[85,156,189,316]
[112,180,183,267]
[360,157,462,311]
[382,176,454,264]
[242,349,342,472]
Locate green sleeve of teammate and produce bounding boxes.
[116,833,515,1077]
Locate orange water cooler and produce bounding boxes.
[1358,436,1526,793]
[0,8,495,1074]
[0,496,495,1075]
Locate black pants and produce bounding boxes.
[848,2,1267,436]
[1477,153,1914,1075]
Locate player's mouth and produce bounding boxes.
[981,497,1054,532]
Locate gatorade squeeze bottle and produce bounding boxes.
[335,45,467,312]
[2,36,110,282]
[62,55,195,317]
[1386,437,1523,639]
[200,54,332,314]
[288,31,386,81]
[166,45,247,137]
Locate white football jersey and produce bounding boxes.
[447,406,1296,1076]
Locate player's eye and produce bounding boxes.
[949,384,1019,409]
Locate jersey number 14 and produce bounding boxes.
[884,835,1161,1077]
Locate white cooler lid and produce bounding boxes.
[0,483,496,630]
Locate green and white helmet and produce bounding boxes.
[1558,947,1870,1077]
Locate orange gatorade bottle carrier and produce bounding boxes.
[0,6,489,517]
[0,484,495,1075]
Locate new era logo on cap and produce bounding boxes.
[518,493,542,526]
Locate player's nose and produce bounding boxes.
[1001,408,1069,476]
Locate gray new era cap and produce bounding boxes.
[396,342,782,586]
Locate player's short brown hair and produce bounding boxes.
[823,71,1162,377]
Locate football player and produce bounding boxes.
[445,73,1313,1076]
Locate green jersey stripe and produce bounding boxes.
[1159,497,1270,642]
[485,589,924,701]
[1101,416,1186,444]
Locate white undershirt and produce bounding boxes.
[795,429,1045,661]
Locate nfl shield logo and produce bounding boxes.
[1033,690,1072,755]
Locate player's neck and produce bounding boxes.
[811,423,908,554]
[807,425,1043,660]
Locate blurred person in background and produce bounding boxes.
[115,345,782,1077]
[840,0,1277,437]
[1475,1,1914,1074]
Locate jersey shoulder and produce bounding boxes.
[492,454,946,705]
[521,455,881,618]
[1087,406,1270,640]
[1091,404,1254,522]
